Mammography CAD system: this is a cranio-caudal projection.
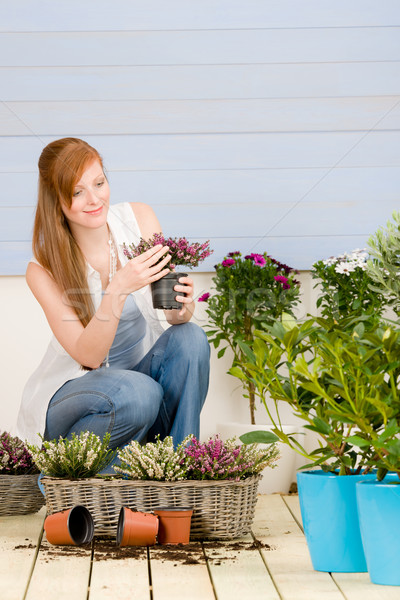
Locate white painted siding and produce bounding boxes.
[1,1,399,274]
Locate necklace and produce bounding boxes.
[108,229,117,283]
[105,228,117,368]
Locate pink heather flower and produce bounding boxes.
[122,234,212,269]
[222,259,236,267]
[198,292,210,302]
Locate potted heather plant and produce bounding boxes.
[0,431,44,515]
[123,233,212,309]
[28,431,116,479]
[199,250,300,494]
[115,434,279,482]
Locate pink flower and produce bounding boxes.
[222,259,236,267]
[198,292,210,302]
[245,253,266,266]
[253,254,266,267]
[274,275,291,290]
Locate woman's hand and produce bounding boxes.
[165,275,195,323]
[109,244,171,296]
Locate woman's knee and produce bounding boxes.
[167,322,210,363]
[113,371,163,423]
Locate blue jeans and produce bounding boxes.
[44,322,210,451]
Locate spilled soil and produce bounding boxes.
[14,537,274,564]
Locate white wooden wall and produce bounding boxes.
[1,1,400,274]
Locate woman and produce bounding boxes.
[17,137,210,455]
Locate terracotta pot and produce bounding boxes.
[151,272,188,309]
[44,505,94,545]
[154,506,193,545]
[116,507,159,547]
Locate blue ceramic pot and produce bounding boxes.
[356,477,400,585]
[297,470,376,573]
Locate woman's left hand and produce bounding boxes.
[174,276,194,318]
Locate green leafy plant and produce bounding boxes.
[311,248,385,321]
[235,314,400,475]
[199,251,301,423]
[344,326,400,481]
[28,431,116,478]
[367,210,400,315]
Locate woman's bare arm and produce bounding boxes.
[27,240,171,368]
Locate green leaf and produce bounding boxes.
[237,339,254,362]
[311,417,331,435]
[229,366,247,380]
[239,431,279,445]
[346,435,370,448]
[217,347,227,359]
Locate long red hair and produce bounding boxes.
[33,137,104,327]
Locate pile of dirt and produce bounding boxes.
[13,537,273,564]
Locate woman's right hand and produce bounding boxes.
[109,244,171,296]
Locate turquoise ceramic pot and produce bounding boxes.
[356,477,400,585]
[297,470,376,573]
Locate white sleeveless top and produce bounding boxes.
[16,203,164,445]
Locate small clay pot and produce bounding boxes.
[117,507,159,547]
[44,505,94,545]
[154,506,193,545]
[151,272,188,310]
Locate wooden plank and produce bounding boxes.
[2,97,400,136]
[0,241,32,275]
[89,540,150,600]
[2,166,399,209]
[283,496,400,599]
[203,534,280,600]
[2,63,400,101]
[0,232,386,275]
[1,132,399,173]
[1,28,399,67]
[0,506,45,600]
[2,0,400,31]
[333,573,400,600]
[149,542,215,600]
[252,494,345,600]
[283,494,303,530]
[25,537,92,600]
[2,198,398,242]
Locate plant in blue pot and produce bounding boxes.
[343,209,400,586]
[346,326,400,586]
[234,313,397,573]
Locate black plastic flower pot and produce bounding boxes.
[151,272,188,310]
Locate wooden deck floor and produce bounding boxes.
[1,494,399,600]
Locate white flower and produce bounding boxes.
[323,257,337,266]
[335,262,355,275]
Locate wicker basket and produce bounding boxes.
[0,473,45,516]
[42,475,261,539]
